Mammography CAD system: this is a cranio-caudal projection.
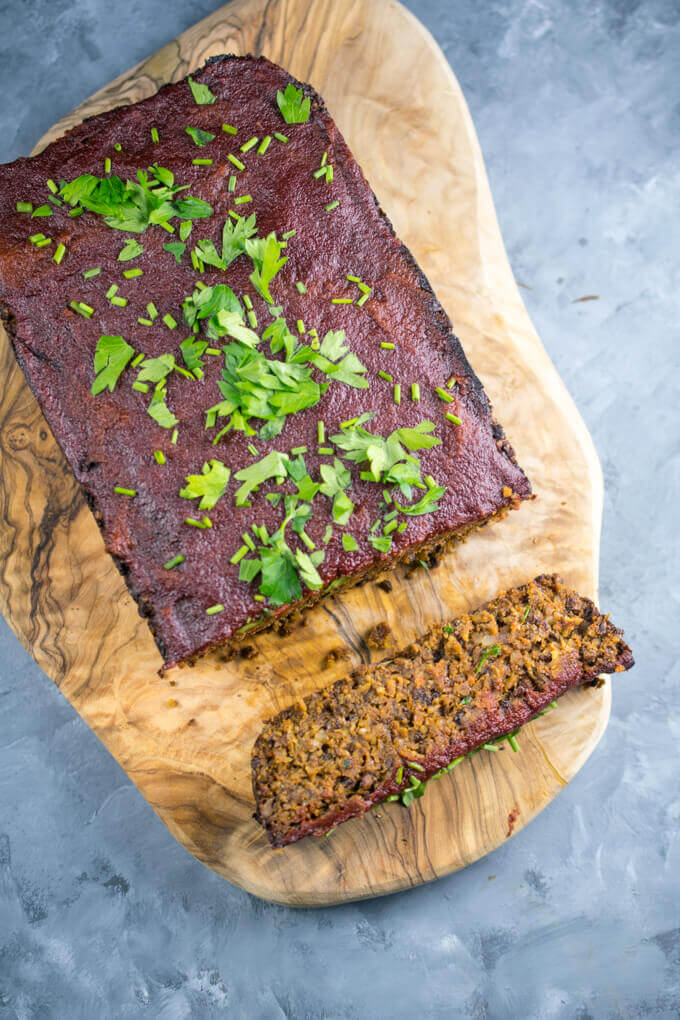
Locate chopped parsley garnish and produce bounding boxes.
[246,232,288,303]
[91,335,135,395]
[476,643,502,674]
[147,387,179,430]
[180,459,231,510]
[185,126,216,147]
[59,165,213,233]
[163,241,185,264]
[188,76,216,105]
[276,83,311,124]
[118,238,144,261]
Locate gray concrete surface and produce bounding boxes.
[0,0,678,1016]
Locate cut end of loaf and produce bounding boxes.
[252,574,634,848]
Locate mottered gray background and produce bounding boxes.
[0,0,678,1016]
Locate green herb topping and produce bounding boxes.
[276,83,311,124]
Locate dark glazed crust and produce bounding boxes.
[252,575,634,848]
[0,56,531,668]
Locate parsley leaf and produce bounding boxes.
[118,238,144,261]
[163,241,186,264]
[185,126,216,147]
[147,387,178,430]
[136,354,175,384]
[180,336,208,375]
[246,232,288,304]
[233,450,290,506]
[319,459,354,525]
[395,485,446,515]
[182,284,244,333]
[292,330,369,389]
[221,213,258,267]
[91,334,135,395]
[188,76,216,105]
[276,83,311,124]
[342,533,359,552]
[180,459,231,510]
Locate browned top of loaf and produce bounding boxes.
[0,56,530,668]
[252,575,633,847]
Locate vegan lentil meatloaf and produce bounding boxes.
[0,56,530,669]
[252,575,634,848]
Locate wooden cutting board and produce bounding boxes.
[0,0,607,906]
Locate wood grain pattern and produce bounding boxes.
[0,0,608,905]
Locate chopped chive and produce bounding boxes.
[326,165,334,183]
[53,243,66,264]
[28,233,45,243]
[393,383,401,405]
[243,294,253,310]
[240,136,259,152]
[191,249,200,271]
[242,532,256,550]
[397,521,408,533]
[153,450,166,465]
[35,238,52,248]
[206,604,224,615]
[171,428,178,445]
[257,135,272,154]
[227,153,245,170]
[31,205,51,217]
[151,127,159,143]
[114,142,122,152]
[185,517,208,528]
[137,317,153,326]
[163,314,177,329]
[331,297,353,304]
[132,381,149,393]
[247,443,258,456]
[228,174,236,192]
[47,195,63,207]
[447,376,456,389]
[435,386,454,403]
[297,319,305,334]
[104,157,111,174]
[317,421,325,443]
[325,200,340,212]
[110,295,128,307]
[508,734,520,752]
[234,195,252,204]
[321,153,328,168]
[114,486,136,496]
[123,268,143,278]
[396,766,404,784]
[192,158,213,165]
[411,382,420,402]
[356,291,370,307]
[45,179,55,194]
[16,201,32,213]
[384,519,399,535]
[82,267,101,279]
[146,302,158,320]
[383,489,392,503]
[105,284,118,299]
[296,281,307,294]
[131,353,145,368]
[323,524,333,543]
[222,123,237,135]
[282,229,296,240]
[68,207,83,218]
[247,310,258,328]
[69,301,92,318]
[317,447,334,455]
[274,131,288,143]
[425,474,436,489]
[230,545,249,565]
[446,412,462,425]
[206,347,221,356]
[378,370,392,382]
[313,166,327,179]
[408,761,424,772]
[291,445,307,455]
[164,554,184,570]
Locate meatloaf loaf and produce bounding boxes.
[0,56,530,668]
[252,575,634,847]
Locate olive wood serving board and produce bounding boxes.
[0,0,607,905]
